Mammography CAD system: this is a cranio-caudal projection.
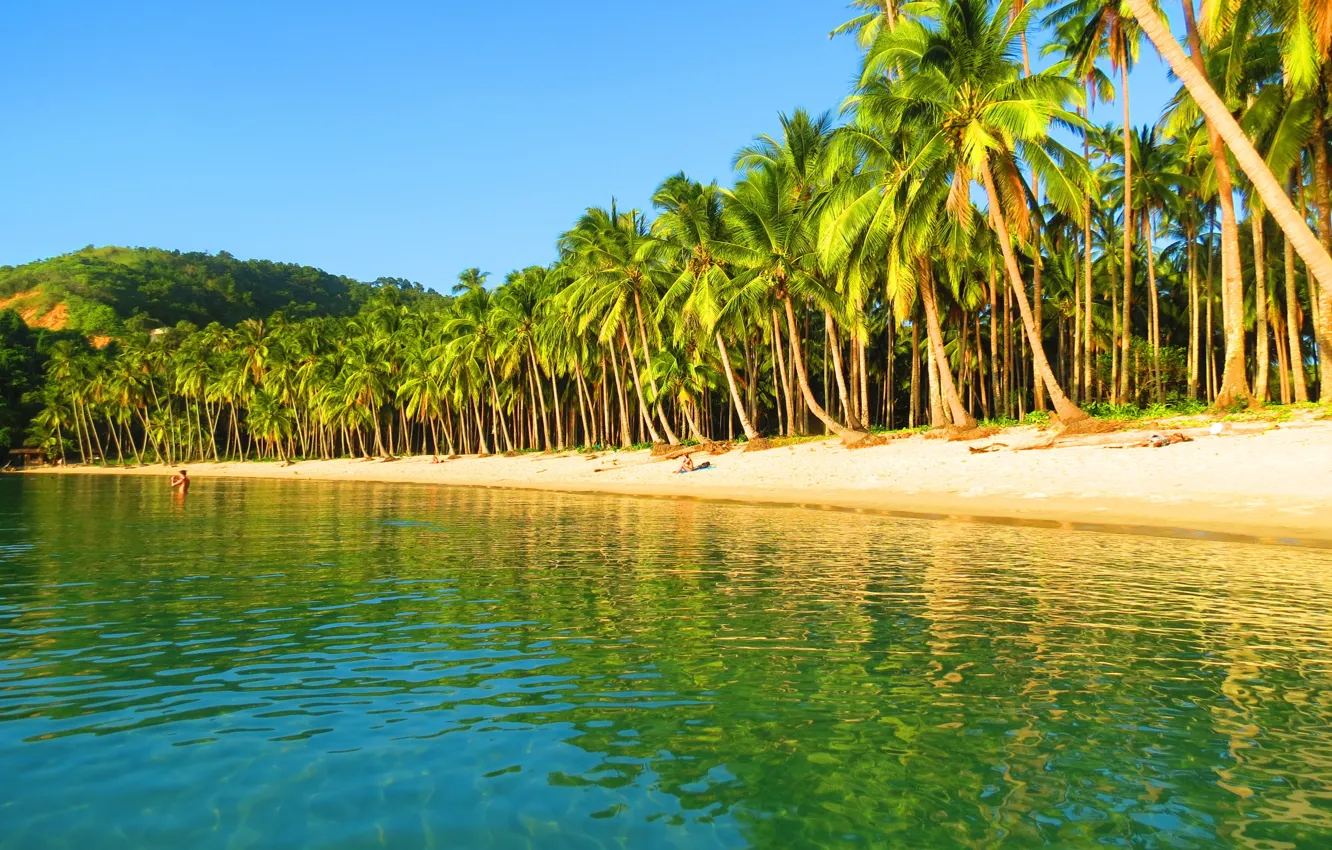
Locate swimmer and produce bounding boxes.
[170,469,190,493]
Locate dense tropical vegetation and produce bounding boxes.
[9,0,1332,464]
[0,245,392,335]
[0,312,58,456]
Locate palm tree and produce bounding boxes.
[446,279,514,453]
[1122,0,1332,401]
[1124,125,1193,400]
[861,0,1092,423]
[559,204,679,445]
[651,173,762,440]
[720,164,864,441]
[30,0,1332,462]
[1046,0,1141,405]
[820,100,977,428]
[734,110,871,430]
[339,323,392,456]
[495,267,555,450]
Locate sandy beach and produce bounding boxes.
[20,414,1332,546]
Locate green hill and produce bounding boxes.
[0,246,376,334]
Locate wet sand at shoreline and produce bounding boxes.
[21,418,1332,546]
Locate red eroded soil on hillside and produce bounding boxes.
[0,289,70,331]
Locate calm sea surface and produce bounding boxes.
[2,475,1331,848]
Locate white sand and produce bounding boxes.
[22,417,1332,545]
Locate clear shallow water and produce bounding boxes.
[2,477,1332,848]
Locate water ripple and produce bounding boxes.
[1,475,1331,848]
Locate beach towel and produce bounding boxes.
[674,462,714,474]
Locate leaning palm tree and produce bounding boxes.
[651,173,762,440]
[820,106,977,429]
[858,0,1093,423]
[1122,0,1332,401]
[558,204,679,445]
[719,164,865,442]
[736,110,871,431]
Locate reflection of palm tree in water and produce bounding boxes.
[15,482,1332,846]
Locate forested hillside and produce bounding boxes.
[0,246,377,334]
[0,247,432,457]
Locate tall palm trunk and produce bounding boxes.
[918,261,977,428]
[126,416,143,465]
[1252,209,1270,400]
[1206,224,1217,399]
[69,401,88,464]
[470,397,490,455]
[1271,305,1290,402]
[227,402,242,461]
[1119,64,1134,404]
[1130,0,1332,401]
[744,334,759,428]
[781,296,860,441]
[371,402,387,457]
[716,332,760,440]
[682,399,705,441]
[442,401,456,455]
[981,159,1087,422]
[573,361,593,446]
[631,290,680,445]
[1188,221,1200,398]
[927,346,948,426]
[84,403,106,464]
[549,370,564,449]
[606,341,633,447]
[484,357,514,452]
[772,309,796,435]
[1286,170,1310,402]
[885,312,896,425]
[1082,115,1096,400]
[910,314,922,426]
[105,414,123,464]
[527,344,551,450]
[1032,241,1046,410]
[1015,22,1048,412]
[1145,216,1162,401]
[989,260,1001,416]
[825,311,863,430]
[619,325,662,444]
[768,320,784,434]
[1311,75,1331,399]
[857,336,870,424]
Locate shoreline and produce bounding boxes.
[17,415,1332,548]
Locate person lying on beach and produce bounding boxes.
[675,456,713,474]
[1145,432,1193,448]
[169,469,190,493]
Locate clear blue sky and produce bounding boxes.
[0,1,1177,291]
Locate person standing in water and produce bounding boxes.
[170,469,190,494]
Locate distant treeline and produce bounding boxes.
[0,247,430,457]
[0,245,422,334]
